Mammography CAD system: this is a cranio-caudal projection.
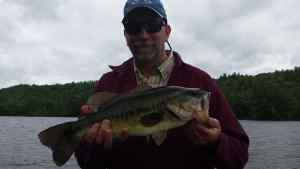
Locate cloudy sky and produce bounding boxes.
[0,0,299,89]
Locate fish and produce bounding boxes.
[38,86,210,166]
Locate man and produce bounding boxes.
[75,0,249,169]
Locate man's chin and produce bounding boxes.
[134,53,156,63]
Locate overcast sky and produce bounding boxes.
[0,0,299,89]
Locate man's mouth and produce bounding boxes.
[134,45,153,52]
[134,43,152,48]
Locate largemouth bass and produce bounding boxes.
[38,86,210,166]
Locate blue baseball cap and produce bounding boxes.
[123,0,167,20]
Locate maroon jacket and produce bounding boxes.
[75,51,249,169]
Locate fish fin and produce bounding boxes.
[87,91,119,106]
[140,112,164,127]
[38,121,80,166]
[151,131,168,146]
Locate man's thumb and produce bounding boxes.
[80,105,93,116]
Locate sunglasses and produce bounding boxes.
[122,19,165,35]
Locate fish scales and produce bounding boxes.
[91,89,173,120]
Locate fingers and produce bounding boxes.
[120,128,129,141]
[192,111,221,129]
[80,105,94,118]
[85,123,101,144]
[189,117,222,145]
[80,105,129,147]
[192,111,201,122]
[82,119,129,149]
[83,120,112,146]
[193,117,221,133]
[95,120,112,148]
[192,111,209,125]
[200,118,222,143]
[80,105,93,114]
[208,117,221,129]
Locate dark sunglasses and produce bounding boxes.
[122,19,165,35]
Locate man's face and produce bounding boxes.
[123,9,171,65]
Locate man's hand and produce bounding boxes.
[80,105,129,149]
[191,111,222,146]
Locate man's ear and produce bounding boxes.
[165,24,171,39]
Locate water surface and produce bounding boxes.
[0,117,299,169]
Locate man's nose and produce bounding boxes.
[136,28,151,38]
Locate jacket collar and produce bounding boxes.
[108,50,184,73]
[107,51,185,91]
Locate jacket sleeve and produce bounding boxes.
[74,72,117,169]
[208,79,249,169]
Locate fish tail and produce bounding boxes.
[38,121,80,166]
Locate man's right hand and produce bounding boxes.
[80,105,129,149]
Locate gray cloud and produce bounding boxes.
[167,0,300,76]
[9,0,61,21]
[0,0,299,89]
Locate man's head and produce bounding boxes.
[122,0,171,66]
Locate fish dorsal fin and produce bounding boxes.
[140,112,164,127]
[87,91,119,107]
[151,131,167,146]
[79,91,119,119]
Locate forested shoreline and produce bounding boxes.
[0,67,299,120]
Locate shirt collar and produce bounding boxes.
[133,51,174,80]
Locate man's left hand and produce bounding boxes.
[191,112,222,146]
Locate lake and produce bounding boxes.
[0,116,299,169]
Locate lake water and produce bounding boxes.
[0,116,299,169]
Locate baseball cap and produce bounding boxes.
[123,0,167,20]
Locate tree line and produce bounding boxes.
[0,67,299,120]
[218,67,300,120]
[0,81,95,116]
